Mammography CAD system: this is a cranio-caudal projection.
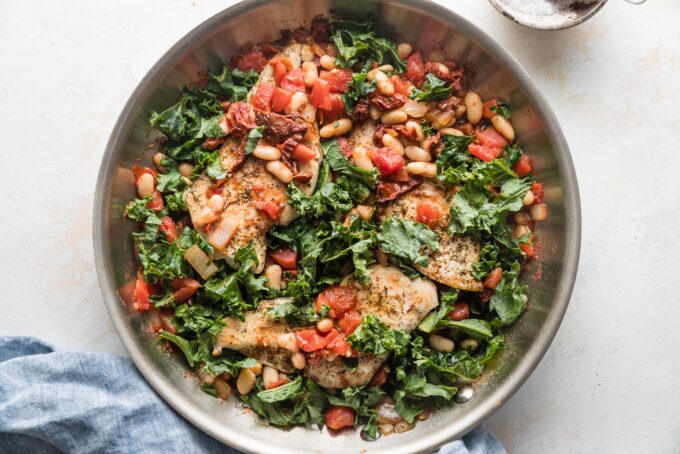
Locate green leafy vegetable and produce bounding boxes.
[410,73,452,101]
[377,217,439,268]
[244,126,264,155]
[490,100,512,118]
[330,15,406,72]
[489,262,527,326]
[342,72,376,114]
[347,314,410,356]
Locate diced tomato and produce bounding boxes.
[159,216,177,242]
[513,155,533,177]
[468,143,502,162]
[262,201,281,220]
[484,267,503,290]
[482,99,499,119]
[319,93,346,124]
[368,364,389,387]
[133,277,157,312]
[265,376,289,390]
[370,147,405,176]
[269,246,297,269]
[520,242,536,258]
[315,286,357,318]
[251,80,274,111]
[405,52,426,85]
[320,69,353,93]
[338,310,362,335]
[531,182,544,204]
[271,87,292,113]
[132,166,157,183]
[448,302,470,321]
[295,329,331,352]
[292,143,317,162]
[309,78,332,110]
[280,68,306,93]
[476,128,508,148]
[169,278,201,303]
[147,191,164,211]
[273,62,288,86]
[416,201,443,228]
[325,330,354,357]
[391,75,411,96]
[324,406,356,430]
[235,50,268,73]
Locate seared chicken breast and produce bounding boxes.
[304,265,438,388]
[184,138,287,273]
[214,298,296,373]
[379,182,483,291]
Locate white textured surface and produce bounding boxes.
[1,1,679,452]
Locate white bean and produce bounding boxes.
[439,127,464,137]
[207,194,225,212]
[464,92,483,125]
[265,264,282,290]
[369,105,381,120]
[301,103,317,123]
[491,114,515,141]
[530,203,548,221]
[136,173,155,198]
[277,332,299,353]
[514,224,531,239]
[405,145,431,162]
[291,352,306,370]
[395,420,415,433]
[382,133,404,155]
[356,204,374,221]
[352,146,374,170]
[381,109,407,125]
[213,377,232,400]
[460,338,479,350]
[285,91,308,115]
[434,62,450,74]
[405,120,424,141]
[523,190,535,206]
[374,71,395,96]
[319,55,336,70]
[236,368,256,395]
[265,161,294,183]
[397,42,413,59]
[316,318,334,332]
[325,43,338,57]
[178,162,194,177]
[319,118,352,138]
[152,152,166,171]
[301,61,318,87]
[248,362,263,376]
[181,176,192,186]
[428,334,454,352]
[406,161,436,178]
[379,423,395,436]
[367,65,394,80]
[253,144,282,161]
[262,366,279,389]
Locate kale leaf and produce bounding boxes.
[347,314,410,356]
[410,74,452,101]
[377,217,439,268]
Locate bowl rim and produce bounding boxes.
[93,0,581,452]
[487,0,609,30]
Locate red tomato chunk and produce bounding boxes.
[159,216,177,242]
[370,147,405,176]
[319,69,353,93]
[468,143,501,162]
[324,406,356,430]
[251,80,274,111]
[169,278,201,302]
[416,201,443,228]
[405,52,425,85]
[513,155,533,177]
[315,285,357,318]
[269,246,297,269]
[270,87,292,113]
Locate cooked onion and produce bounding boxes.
[207,216,239,250]
[402,99,429,118]
[376,400,403,424]
[184,245,218,280]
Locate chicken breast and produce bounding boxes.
[379,182,483,291]
[184,138,287,273]
[304,265,438,388]
[346,119,377,151]
[214,298,296,373]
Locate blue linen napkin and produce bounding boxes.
[0,336,505,454]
